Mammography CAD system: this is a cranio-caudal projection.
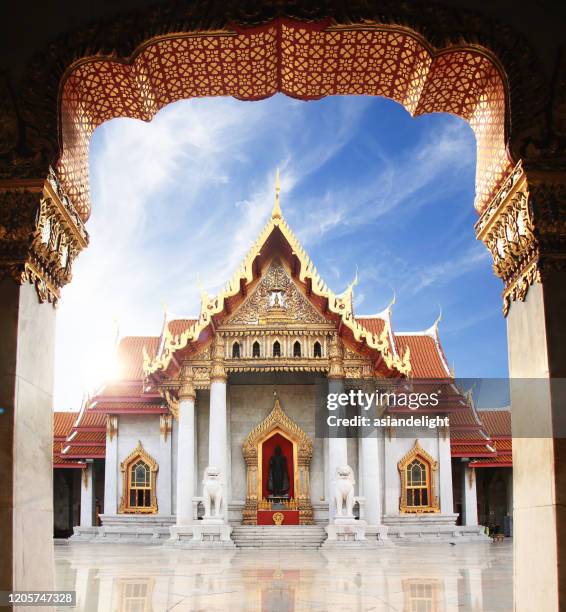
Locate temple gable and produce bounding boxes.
[226,258,327,326]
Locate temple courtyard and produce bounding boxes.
[54,539,512,610]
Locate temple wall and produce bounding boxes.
[196,390,210,494]
[116,415,172,515]
[227,382,325,504]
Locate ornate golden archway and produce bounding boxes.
[242,398,313,525]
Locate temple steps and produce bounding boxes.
[231,525,327,549]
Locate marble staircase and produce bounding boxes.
[231,525,327,549]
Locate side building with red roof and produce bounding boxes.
[54,195,513,544]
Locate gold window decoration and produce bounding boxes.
[119,441,158,514]
[273,340,281,357]
[313,341,322,358]
[398,440,440,514]
[232,341,241,358]
[252,341,261,358]
[293,340,301,358]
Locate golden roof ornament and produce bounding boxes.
[272,168,282,220]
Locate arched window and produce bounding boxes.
[130,460,151,508]
[406,459,428,507]
[313,341,322,358]
[293,341,301,358]
[119,441,158,514]
[252,341,261,358]
[398,441,439,513]
[232,342,241,358]
[273,340,281,357]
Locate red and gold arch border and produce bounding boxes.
[242,398,313,525]
[57,19,511,221]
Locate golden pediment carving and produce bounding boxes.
[227,258,327,326]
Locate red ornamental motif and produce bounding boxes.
[56,20,510,221]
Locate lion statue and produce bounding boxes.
[334,465,356,517]
[202,466,223,519]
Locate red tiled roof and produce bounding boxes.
[451,444,495,456]
[90,401,166,413]
[470,455,512,467]
[168,319,196,336]
[116,336,159,379]
[62,445,106,458]
[356,317,386,336]
[73,411,106,429]
[53,411,78,438]
[69,431,105,444]
[394,334,450,378]
[479,409,511,438]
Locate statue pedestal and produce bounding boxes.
[192,518,233,544]
[168,519,234,548]
[325,517,367,542]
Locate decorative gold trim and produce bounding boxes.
[475,162,544,316]
[106,415,118,441]
[242,398,313,525]
[160,414,172,442]
[398,440,439,514]
[0,169,89,306]
[272,511,284,525]
[118,441,158,514]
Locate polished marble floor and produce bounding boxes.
[54,539,512,611]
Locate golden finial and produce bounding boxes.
[272,168,282,220]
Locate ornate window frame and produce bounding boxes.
[119,440,158,514]
[398,440,440,514]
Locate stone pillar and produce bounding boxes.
[327,379,348,521]
[476,165,566,610]
[209,335,227,518]
[461,462,478,526]
[176,371,196,525]
[438,428,455,515]
[80,463,95,527]
[158,414,173,515]
[0,177,88,595]
[360,381,381,526]
[103,416,119,515]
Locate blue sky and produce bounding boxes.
[54,94,508,410]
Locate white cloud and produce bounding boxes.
[54,95,368,409]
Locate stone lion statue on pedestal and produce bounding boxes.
[334,465,356,517]
[202,466,223,518]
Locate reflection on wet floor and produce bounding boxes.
[54,539,512,611]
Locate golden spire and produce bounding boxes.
[272,168,282,220]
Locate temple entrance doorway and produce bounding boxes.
[242,399,314,526]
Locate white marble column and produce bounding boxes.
[80,462,95,527]
[209,379,227,496]
[327,377,348,521]
[208,334,228,513]
[360,436,380,525]
[158,415,173,515]
[438,429,455,514]
[103,416,119,515]
[461,462,478,526]
[360,381,381,526]
[176,379,196,526]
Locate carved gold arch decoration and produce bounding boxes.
[242,399,313,525]
[398,440,440,514]
[119,441,159,514]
